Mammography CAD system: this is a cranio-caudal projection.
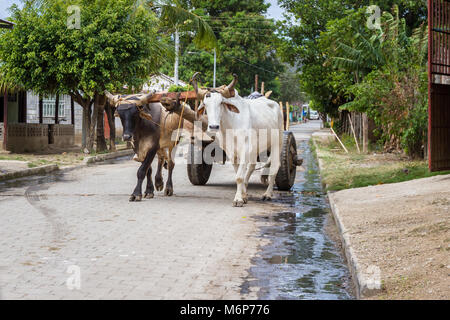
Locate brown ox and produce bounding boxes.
[105,91,192,201]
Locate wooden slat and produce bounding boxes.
[146,91,197,103]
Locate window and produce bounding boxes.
[43,95,65,117]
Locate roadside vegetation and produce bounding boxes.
[312,135,450,192]
[278,1,429,158]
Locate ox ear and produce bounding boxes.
[197,105,206,117]
[224,103,240,113]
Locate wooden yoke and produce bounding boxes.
[159,95,209,132]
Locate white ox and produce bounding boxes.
[191,73,283,207]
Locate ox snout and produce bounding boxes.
[208,125,220,132]
[123,133,132,141]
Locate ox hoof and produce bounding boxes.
[155,180,164,191]
[262,195,272,201]
[144,193,154,199]
[164,188,173,196]
[232,200,244,207]
[243,197,248,204]
[129,195,142,202]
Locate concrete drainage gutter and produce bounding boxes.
[0,149,134,182]
[312,136,381,299]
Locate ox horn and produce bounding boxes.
[190,72,208,100]
[227,73,238,91]
[104,90,119,105]
[136,92,155,107]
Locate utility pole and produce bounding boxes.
[174,29,179,86]
[213,48,216,88]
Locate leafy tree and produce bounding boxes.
[161,0,284,97]
[331,7,428,157]
[278,69,306,104]
[0,0,216,152]
[277,0,427,116]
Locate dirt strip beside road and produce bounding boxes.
[328,175,450,299]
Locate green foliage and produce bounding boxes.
[278,69,306,104]
[278,0,427,115]
[279,1,428,158]
[160,0,284,97]
[334,7,428,157]
[0,0,168,96]
[159,0,217,51]
[168,84,194,92]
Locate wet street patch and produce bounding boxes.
[244,140,353,300]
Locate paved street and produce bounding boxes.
[0,121,323,300]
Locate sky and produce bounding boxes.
[1,0,285,20]
[266,0,284,21]
[0,0,20,20]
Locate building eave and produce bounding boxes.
[0,19,14,29]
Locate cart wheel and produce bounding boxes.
[275,132,297,191]
[187,143,213,185]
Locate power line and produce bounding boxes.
[222,54,281,76]
[211,26,275,30]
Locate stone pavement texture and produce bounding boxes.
[0,121,323,300]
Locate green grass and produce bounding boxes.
[0,155,27,161]
[27,159,51,168]
[313,138,450,191]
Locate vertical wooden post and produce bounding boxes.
[39,94,43,124]
[286,102,290,130]
[255,74,259,93]
[3,92,7,150]
[362,113,368,153]
[70,96,75,125]
[261,82,265,95]
[54,94,59,124]
[348,113,361,153]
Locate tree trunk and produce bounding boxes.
[105,101,116,152]
[87,94,100,153]
[82,104,91,149]
[70,91,93,151]
[95,93,107,153]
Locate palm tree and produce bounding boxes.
[134,0,217,84]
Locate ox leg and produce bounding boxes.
[130,148,157,202]
[144,165,155,199]
[242,163,256,204]
[263,141,282,201]
[154,153,164,192]
[233,163,247,207]
[164,155,175,196]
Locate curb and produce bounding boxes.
[312,137,381,299]
[0,164,59,182]
[83,149,134,164]
[0,149,134,182]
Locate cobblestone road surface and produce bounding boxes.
[0,121,322,299]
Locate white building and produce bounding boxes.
[142,74,187,93]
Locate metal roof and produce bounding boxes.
[0,19,14,29]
